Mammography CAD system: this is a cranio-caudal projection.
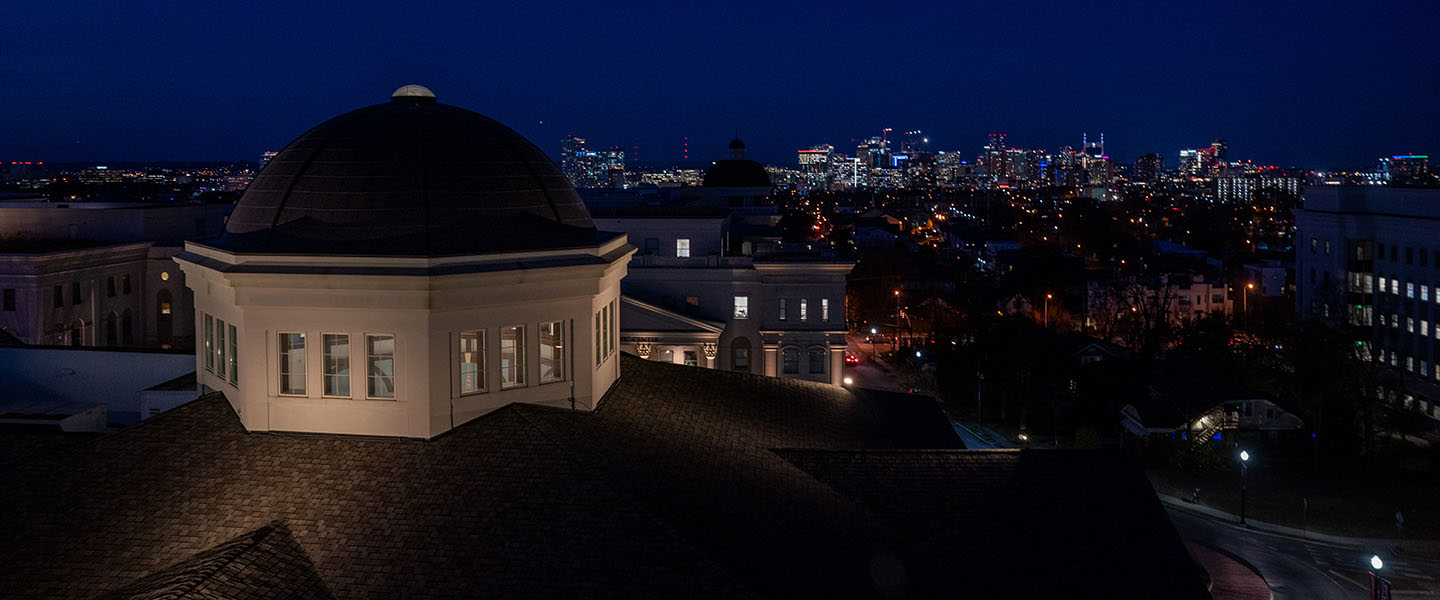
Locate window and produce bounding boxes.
[1212,294,1224,303]
[323,334,351,397]
[822,298,830,321]
[808,348,826,374]
[1324,240,1332,256]
[459,330,485,394]
[2,288,13,311]
[734,296,749,319]
[106,277,116,298]
[366,334,395,398]
[732,337,750,372]
[540,321,565,384]
[800,299,809,322]
[1423,285,1431,302]
[1423,321,1431,337]
[278,333,306,395]
[595,309,603,365]
[1407,317,1414,333]
[53,285,63,308]
[1392,280,1400,295]
[683,350,698,367]
[1408,282,1415,299]
[216,319,227,381]
[1310,238,1317,253]
[685,296,700,314]
[676,238,691,258]
[500,325,525,389]
[122,275,131,295]
[228,324,238,384]
[782,348,800,374]
[1407,247,1414,264]
[643,237,659,255]
[610,300,617,356]
[778,298,788,321]
[1380,276,1388,293]
[70,282,81,305]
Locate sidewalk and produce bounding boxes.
[1185,541,1271,600]
[1159,493,1440,560]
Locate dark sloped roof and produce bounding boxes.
[218,93,597,256]
[95,521,333,600]
[777,449,1210,599]
[703,159,771,188]
[0,356,1204,599]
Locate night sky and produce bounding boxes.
[3,0,1435,168]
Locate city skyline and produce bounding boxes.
[4,1,1437,168]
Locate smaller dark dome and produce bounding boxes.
[727,139,745,150]
[703,160,771,188]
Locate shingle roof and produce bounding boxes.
[0,355,1204,599]
[94,521,333,600]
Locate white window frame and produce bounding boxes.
[676,238,691,258]
[277,331,307,396]
[459,329,486,395]
[540,320,565,384]
[500,325,526,389]
[322,333,352,398]
[203,313,214,372]
[228,323,238,386]
[800,299,809,322]
[365,334,396,400]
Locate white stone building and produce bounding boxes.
[177,85,633,439]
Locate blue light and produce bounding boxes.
[1211,432,1222,441]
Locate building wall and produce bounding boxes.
[0,202,228,245]
[0,243,176,347]
[180,240,631,439]
[0,346,195,425]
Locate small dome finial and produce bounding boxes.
[391,84,436,102]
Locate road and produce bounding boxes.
[844,335,900,392]
[1166,507,1440,599]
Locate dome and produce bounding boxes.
[220,86,599,256]
[727,138,745,150]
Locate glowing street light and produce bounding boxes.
[843,376,854,386]
[1371,555,1383,570]
[1239,450,1251,525]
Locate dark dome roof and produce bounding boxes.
[727,139,745,150]
[219,88,599,256]
[703,160,771,188]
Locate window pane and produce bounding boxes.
[216,320,226,381]
[540,321,565,383]
[608,301,617,355]
[734,347,750,371]
[501,325,525,389]
[228,324,238,384]
[367,335,395,398]
[779,298,787,321]
[684,350,698,367]
[324,334,351,397]
[459,330,484,394]
[595,310,603,365]
[800,299,808,321]
[203,314,214,371]
[822,298,830,321]
[734,296,749,319]
[783,348,799,374]
[279,333,306,395]
[676,238,690,258]
[809,348,826,373]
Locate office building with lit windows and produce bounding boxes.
[1295,186,1440,420]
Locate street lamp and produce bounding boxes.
[1044,293,1053,327]
[893,290,901,351]
[1239,450,1251,525]
[1370,555,1391,599]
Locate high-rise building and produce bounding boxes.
[561,135,600,188]
[260,151,279,169]
[1380,155,1431,186]
[1178,149,1201,178]
[1135,153,1164,183]
[1295,186,1440,422]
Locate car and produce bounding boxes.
[844,353,860,366]
[865,334,892,344]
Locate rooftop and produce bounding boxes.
[0,355,1205,598]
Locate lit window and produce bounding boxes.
[459,330,485,394]
[1407,357,1414,372]
[1393,313,1399,328]
[323,334,351,397]
[366,334,395,399]
[1423,321,1430,337]
[203,314,214,372]
[228,324,238,384]
[540,321,565,384]
[501,325,526,389]
[808,348,826,373]
[683,349,698,367]
[1407,282,1415,299]
[278,332,306,395]
[783,348,800,374]
[676,238,690,258]
[779,298,788,321]
[734,296,749,319]
[822,298,830,321]
[800,299,809,321]
[1407,317,1414,333]
[216,319,227,381]
[1392,280,1399,295]
[1424,285,1431,302]
[1379,276,1388,293]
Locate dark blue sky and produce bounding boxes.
[3,1,1435,168]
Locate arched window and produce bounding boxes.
[782,347,800,374]
[121,309,134,346]
[104,312,118,346]
[156,289,174,347]
[808,347,827,374]
[731,337,751,372]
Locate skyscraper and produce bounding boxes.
[1135,153,1164,183]
[1380,155,1431,185]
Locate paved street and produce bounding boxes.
[1167,506,1440,599]
[844,335,900,392]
